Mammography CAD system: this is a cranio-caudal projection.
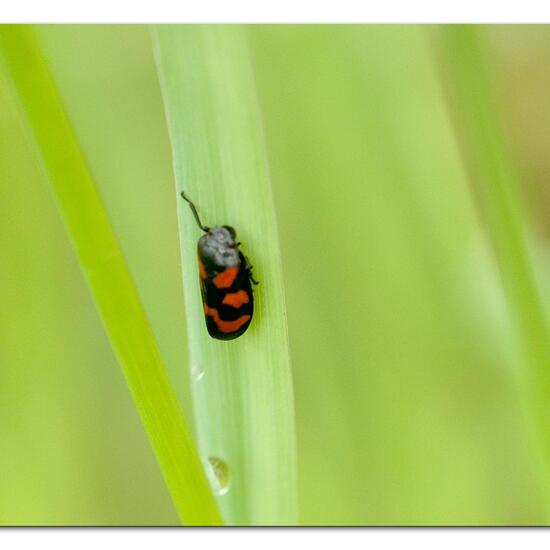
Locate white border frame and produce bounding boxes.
[1,0,550,23]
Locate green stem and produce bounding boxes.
[0,24,222,526]
[154,25,298,525]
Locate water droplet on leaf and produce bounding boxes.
[192,363,205,380]
[206,456,230,495]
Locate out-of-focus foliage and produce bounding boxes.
[1,24,550,525]
[0,25,181,525]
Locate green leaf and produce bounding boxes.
[0,24,222,526]
[153,24,298,525]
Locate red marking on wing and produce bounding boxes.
[198,257,207,280]
[222,290,250,308]
[213,266,239,289]
[204,305,251,333]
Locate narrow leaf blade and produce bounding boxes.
[154,24,298,525]
[0,24,222,526]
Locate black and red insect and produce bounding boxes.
[181,191,258,340]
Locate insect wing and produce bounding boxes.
[198,250,253,340]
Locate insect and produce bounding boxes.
[181,191,258,340]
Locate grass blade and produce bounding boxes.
[0,24,222,526]
[153,25,298,525]
[442,25,550,507]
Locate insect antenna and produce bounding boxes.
[181,191,210,232]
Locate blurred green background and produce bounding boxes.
[1,24,550,525]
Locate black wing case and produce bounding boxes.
[200,257,254,340]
